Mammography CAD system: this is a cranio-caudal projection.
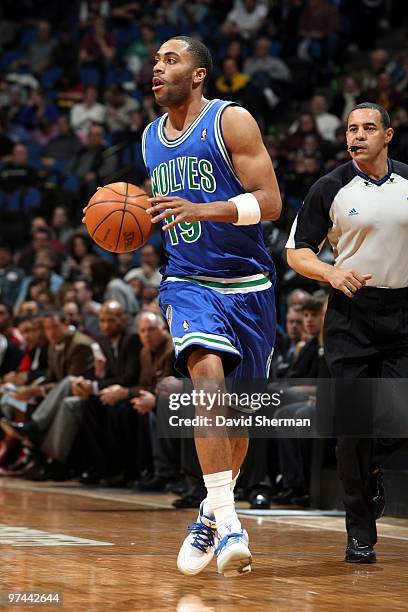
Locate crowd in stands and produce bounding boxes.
[0,0,406,509]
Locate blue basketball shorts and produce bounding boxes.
[158,276,276,378]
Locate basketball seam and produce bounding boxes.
[115,182,128,252]
[103,185,148,198]
[124,209,145,246]
[86,197,148,210]
[90,209,119,239]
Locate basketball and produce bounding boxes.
[84,182,153,253]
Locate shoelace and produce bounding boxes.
[188,521,216,553]
[215,532,243,555]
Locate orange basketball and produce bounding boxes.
[85,182,153,253]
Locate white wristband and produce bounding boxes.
[230,193,261,225]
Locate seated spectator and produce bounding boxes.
[124,244,162,289]
[51,24,79,71]
[310,94,341,142]
[369,72,404,113]
[79,0,111,28]
[271,305,304,380]
[62,301,86,334]
[62,232,95,281]
[79,16,116,66]
[15,301,40,319]
[214,57,250,105]
[0,244,25,312]
[90,259,138,316]
[0,143,39,193]
[13,90,59,135]
[222,0,268,41]
[70,87,106,139]
[283,113,324,160]
[244,36,291,88]
[297,0,339,73]
[0,303,23,346]
[330,76,364,124]
[389,107,408,164]
[26,21,56,74]
[41,115,81,166]
[72,279,101,336]
[104,84,140,135]
[2,314,48,389]
[67,124,117,200]
[17,227,65,274]
[284,155,321,218]
[125,24,159,75]
[50,206,75,245]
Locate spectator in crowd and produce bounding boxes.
[70,87,106,137]
[67,124,117,200]
[63,232,95,281]
[26,21,56,74]
[369,71,404,112]
[271,305,304,380]
[51,24,79,72]
[0,143,39,193]
[297,0,339,72]
[0,244,25,312]
[104,84,140,134]
[390,107,408,164]
[310,94,341,142]
[50,206,75,245]
[214,57,250,105]
[90,259,138,315]
[72,279,101,336]
[283,113,324,159]
[79,16,116,67]
[17,227,65,274]
[330,76,364,124]
[124,244,162,289]
[42,115,81,166]
[222,0,268,41]
[125,24,159,75]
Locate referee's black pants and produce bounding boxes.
[324,287,408,546]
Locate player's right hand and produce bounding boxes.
[328,268,372,298]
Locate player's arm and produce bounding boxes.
[222,106,282,221]
[146,107,282,229]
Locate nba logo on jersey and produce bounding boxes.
[201,128,207,141]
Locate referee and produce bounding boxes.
[286,102,408,563]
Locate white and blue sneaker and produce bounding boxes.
[177,501,217,576]
[215,529,252,577]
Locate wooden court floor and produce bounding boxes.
[0,479,407,612]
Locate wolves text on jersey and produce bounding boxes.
[151,156,216,196]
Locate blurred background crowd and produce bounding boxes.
[0,0,406,509]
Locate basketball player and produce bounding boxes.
[286,102,408,562]
[143,37,282,576]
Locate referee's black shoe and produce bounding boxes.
[372,468,385,520]
[345,537,376,563]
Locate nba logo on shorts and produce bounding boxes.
[183,320,189,330]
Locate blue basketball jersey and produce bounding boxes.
[142,99,275,280]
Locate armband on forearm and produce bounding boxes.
[229,193,261,225]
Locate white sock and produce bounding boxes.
[203,470,241,538]
[202,469,240,519]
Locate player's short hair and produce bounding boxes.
[348,103,391,129]
[170,36,213,83]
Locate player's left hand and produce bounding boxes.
[146,196,202,231]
